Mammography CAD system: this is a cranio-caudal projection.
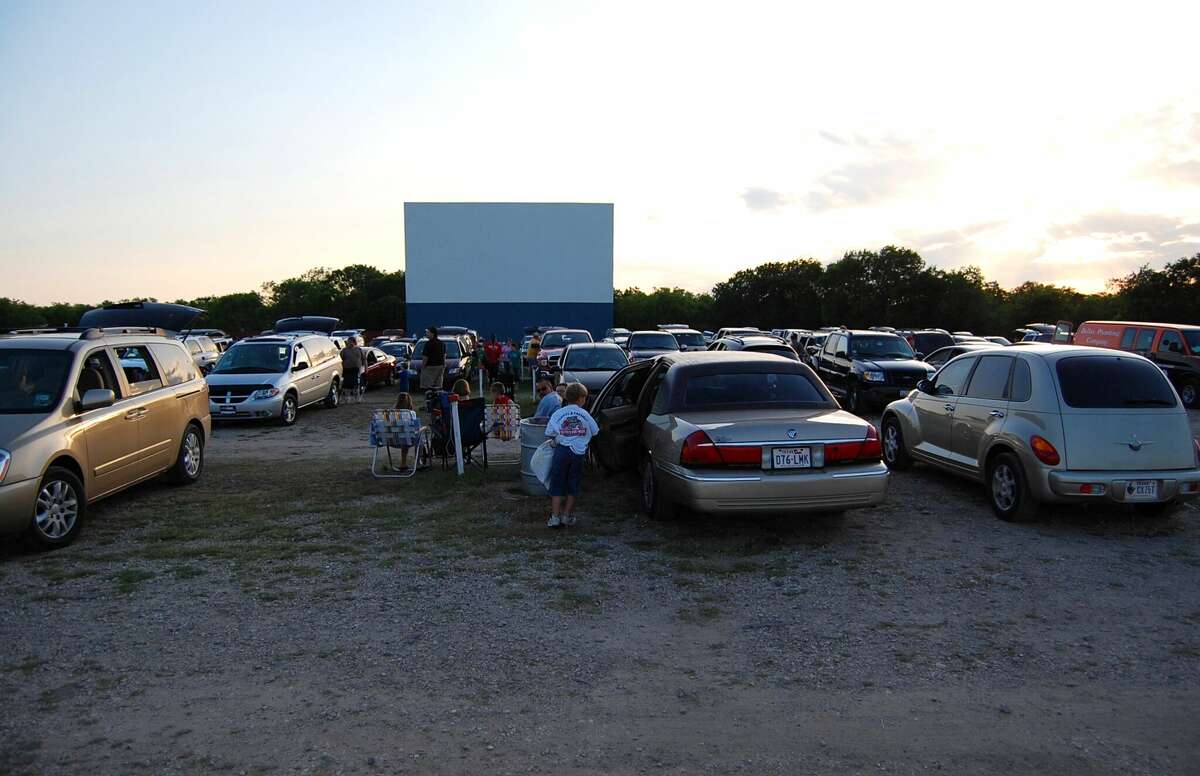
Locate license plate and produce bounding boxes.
[772,447,811,469]
[1125,480,1158,500]
[219,405,236,415]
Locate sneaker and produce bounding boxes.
[546,514,562,528]
[562,514,576,527]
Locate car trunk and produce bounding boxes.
[1059,409,1195,471]
[676,408,869,445]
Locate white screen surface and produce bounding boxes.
[404,203,613,304]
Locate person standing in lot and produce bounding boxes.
[544,382,599,528]
[526,333,542,369]
[483,335,502,384]
[340,336,365,402]
[533,374,561,419]
[420,326,446,392]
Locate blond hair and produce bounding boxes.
[564,381,588,405]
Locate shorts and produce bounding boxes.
[547,444,585,497]
[420,365,445,390]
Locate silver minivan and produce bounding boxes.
[206,333,343,425]
[880,344,1200,520]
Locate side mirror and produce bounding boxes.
[836,351,848,359]
[806,345,819,356]
[293,362,309,372]
[916,379,933,395]
[914,352,925,360]
[77,388,115,413]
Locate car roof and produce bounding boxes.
[667,328,702,335]
[630,329,679,335]
[563,342,621,349]
[932,343,999,354]
[845,329,905,337]
[543,328,590,335]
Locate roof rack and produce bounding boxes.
[3,326,167,340]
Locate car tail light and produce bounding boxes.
[1030,435,1060,466]
[679,430,760,467]
[825,425,882,464]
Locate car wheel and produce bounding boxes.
[881,416,912,470]
[1179,381,1198,409]
[846,386,863,414]
[324,379,340,409]
[28,467,85,549]
[987,452,1039,522]
[280,393,299,426]
[385,371,395,387]
[641,458,676,521]
[167,424,204,485]
[1135,500,1178,518]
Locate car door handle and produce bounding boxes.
[989,410,1005,418]
[943,404,955,412]
[124,408,145,420]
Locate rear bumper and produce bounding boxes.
[861,385,917,405]
[657,460,889,514]
[1045,468,1200,504]
[0,477,39,535]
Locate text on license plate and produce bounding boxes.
[772,447,811,469]
[219,405,236,414]
[1125,480,1158,500]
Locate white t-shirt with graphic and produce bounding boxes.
[545,404,600,456]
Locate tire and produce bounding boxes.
[280,392,299,426]
[846,385,863,414]
[1179,380,1198,409]
[167,423,204,485]
[324,379,340,409]
[1135,500,1178,519]
[881,416,913,470]
[28,466,86,550]
[987,452,1039,522]
[641,458,677,521]
[385,372,395,387]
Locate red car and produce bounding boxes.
[360,347,398,388]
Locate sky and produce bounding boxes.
[2,0,1199,305]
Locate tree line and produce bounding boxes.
[2,248,1197,335]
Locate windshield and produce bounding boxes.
[674,333,705,347]
[212,343,292,374]
[0,350,73,413]
[564,348,628,371]
[380,344,410,358]
[629,333,679,350]
[1183,330,1200,353]
[851,336,915,360]
[683,372,828,409]
[412,339,462,360]
[541,331,593,348]
[1056,356,1177,408]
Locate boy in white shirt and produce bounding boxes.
[544,382,600,528]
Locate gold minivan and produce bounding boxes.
[0,315,211,548]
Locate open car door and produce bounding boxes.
[1054,320,1074,344]
[590,360,657,471]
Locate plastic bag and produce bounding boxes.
[530,440,555,489]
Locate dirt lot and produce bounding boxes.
[2,391,1199,775]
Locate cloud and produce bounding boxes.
[1048,211,1195,243]
[1154,159,1200,186]
[740,187,789,212]
[804,135,939,212]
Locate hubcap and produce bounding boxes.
[992,464,1017,512]
[284,399,297,422]
[883,424,899,461]
[35,480,79,539]
[182,431,202,477]
[1183,384,1197,406]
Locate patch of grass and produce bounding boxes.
[109,569,154,594]
[31,565,96,583]
[171,565,205,580]
[547,589,600,613]
[1,656,47,675]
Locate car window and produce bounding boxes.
[849,335,914,360]
[600,366,652,410]
[115,345,165,395]
[294,344,314,368]
[541,331,592,348]
[1119,327,1136,350]
[1157,330,1184,354]
[643,365,669,414]
[926,348,951,367]
[673,332,705,348]
[366,350,378,365]
[76,349,122,400]
[1134,328,1156,351]
[933,357,975,396]
[1009,359,1031,402]
[682,372,828,409]
[185,339,201,354]
[0,349,74,414]
[148,343,198,386]
[213,343,291,374]
[628,333,679,350]
[564,348,628,371]
[964,356,1012,400]
[1056,356,1176,408]
[1182,329,1200,353]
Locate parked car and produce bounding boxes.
[625,330,681,362]
[953,335,989,344]
[708,334,799,360]
[360,347,398,388]
[537,329,594,370]
[410,336,471,387]
[923,342,1001,369]
[881,344,1200,520]
[378,341,413,381]
[589,352,888,518]
[181,335,221,373]
[1014,322,1072,344]
[555,342,629,401]
[603,328,632,347]
[207,332,342,425]
[185,327,232,351]
[713,327,762,340]
[798,333,828,368]
[899,329,954,358]
[274,316,341,335]
[0,315,211,548]
[816,330,934,413]
[983,336,1012,346]
[1073,320,1200,408]
[668,328,708,352]
[331,328,365,341]
[702,330,715,343]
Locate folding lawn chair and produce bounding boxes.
[447,397,488,470]
[485,401,521,441]
[368,409,431,479]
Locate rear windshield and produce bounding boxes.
[1183,329,1200,353]
[629,333,679,350]
[683,372,828,409]
[541,331,592,348]
[563,348,628,371]
[747,346,799,360]
[0,349,72,414]
[913,333,954,353]
[1056,356,1177,408]
[673,332,706,347]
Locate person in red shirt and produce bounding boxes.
[483,335,503,383]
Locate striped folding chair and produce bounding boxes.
[369,409,431,479]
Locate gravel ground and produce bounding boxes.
[1,391,1198,775]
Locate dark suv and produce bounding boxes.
[816,330,934,413]
[899,329,954,358]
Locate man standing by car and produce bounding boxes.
[421,326,446,391]
[340,337,365,401]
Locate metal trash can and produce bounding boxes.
[519,418,551,496]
